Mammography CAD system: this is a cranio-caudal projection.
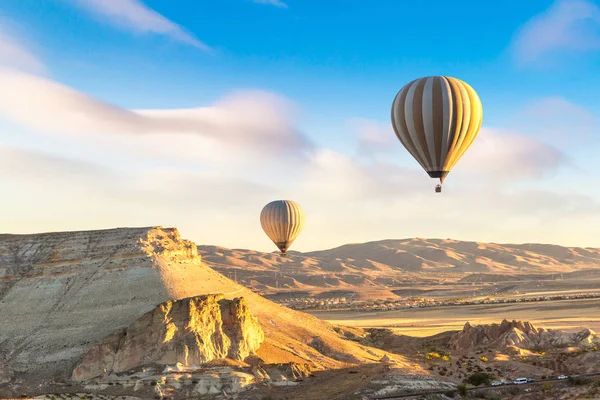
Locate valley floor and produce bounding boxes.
[309,297,600,336]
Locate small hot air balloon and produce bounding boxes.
[260,200,305,256]
[391,76,483,193]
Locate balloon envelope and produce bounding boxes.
[260,200,305,254]
[391,76,483,183]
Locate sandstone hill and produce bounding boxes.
[0,227,405,388]
[197,239,600,293]
[449,319,600,352]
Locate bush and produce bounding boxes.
[457,384,468,396]
[426,352,441,360]
[442,354,452,361]
[542,382,552,392]
[507,386,520,395]
[568,376,592,385]
[467,372,493,387]
[480,356,488,362]
[444,390,456,398]
[484,391,502,400]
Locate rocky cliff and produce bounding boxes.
[449,319,600,351]
[72,294,264,381]
[0,227,398,387]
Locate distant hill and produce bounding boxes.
[197,239,600,292]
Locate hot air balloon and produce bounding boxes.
[391,76,483,193]
[260,200,305,256]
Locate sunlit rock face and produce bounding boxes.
[449,319,600,351]
[72,294,264,381]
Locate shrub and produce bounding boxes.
[484,391,502,400]
[467,372,493,387]
[426,352,441,360]
[568,376,592,385]
[480,356,488,362]
[508,386,520,395]
[444,390,456,398]
[442,354,452,361]
[457,384,468,396]
[542,382,552,392]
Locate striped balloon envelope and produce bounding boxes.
[260,200,305,255]
[391,76,483,192]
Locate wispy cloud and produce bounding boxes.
[512,0,600,65]
[252,0,288,8]
[0,68,311,158]
[0,21,47,74]
[352,119,398,157]
[68,0,210,50]
[515,97,599,145]
[456,127,566,181]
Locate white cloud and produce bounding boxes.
[0,21,46,74]
[352,119,398,157]
[68,0,210,50]
[252,0,288,8]
[0,68,311,159]
[3,140,598,252]
[456,127,566,181]
[514,97,599,145]
[512,0,600,65]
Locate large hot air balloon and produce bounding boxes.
[391,76,483,193]
[260,200,305,256]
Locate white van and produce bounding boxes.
[513,378,528,385]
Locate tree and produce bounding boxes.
[457,384,468,396]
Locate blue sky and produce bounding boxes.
[0,0,599,251]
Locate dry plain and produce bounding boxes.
[309,297,600,336]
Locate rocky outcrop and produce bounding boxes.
[0,227,200,380]
[72,294,264,380]
[0,226,394,389]
[449,319,600,351]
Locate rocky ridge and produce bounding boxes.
[449,319,600,351]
